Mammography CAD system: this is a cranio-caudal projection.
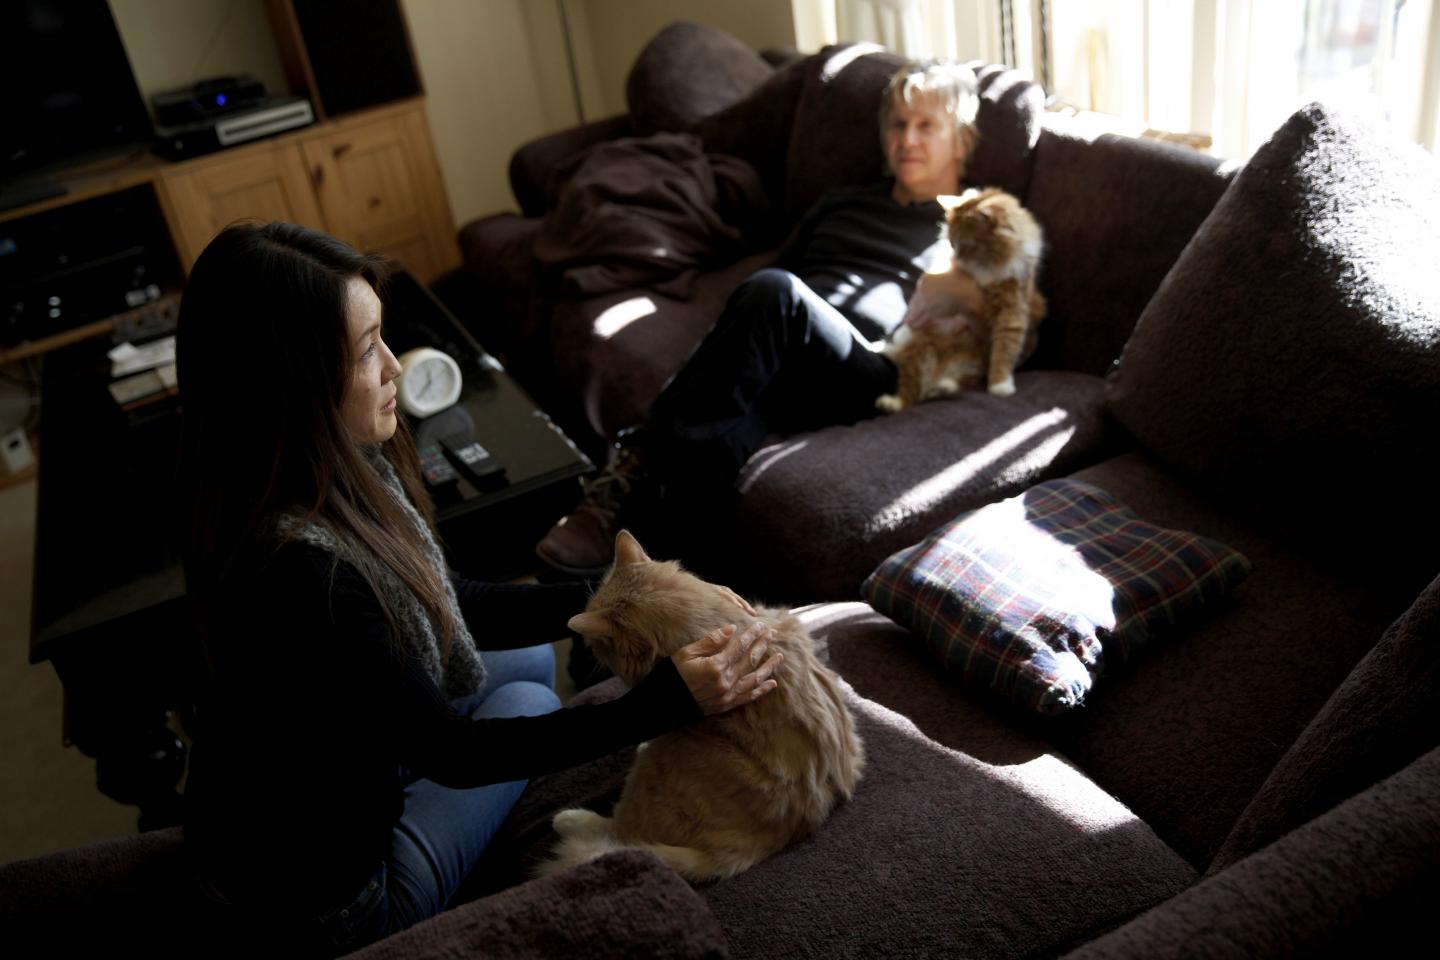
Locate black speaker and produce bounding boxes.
[284,0,423,118]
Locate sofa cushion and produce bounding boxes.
[1106,103,1440,545]
[1023,125,1234,377]
[861,479,1252,715]
[962,60,1047,200]
[693,55,810,216]
[780,42,895,220]
[477,603,1196,960]
[1208,568,1440,874]
[626,21,774,135]
[1049,451,1417,867]
[720,370,1115,603]
[782,47,1044,219]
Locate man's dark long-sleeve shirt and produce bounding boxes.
[183,541,700,912]
[781,180,950,340]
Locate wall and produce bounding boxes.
[575,0,798,118]
[402,0,798,224]
[109,0,288,107]
[399,0,585,229]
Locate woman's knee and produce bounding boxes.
[474,681,562,720]
[480,643,556,692]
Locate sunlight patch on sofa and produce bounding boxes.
[849,695,1138,836]
[821,42,885,82]
[1001,754,1138,835]
[737,438,810,493]
[593,296,657,339]
[868,407,1076,533]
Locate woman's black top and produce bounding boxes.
[183,541,700,912]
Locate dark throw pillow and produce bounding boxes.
[1106,102,1440,543]
[861,479,1251,715]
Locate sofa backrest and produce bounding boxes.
[1105,103,1440,553]
[624,25,1045,229]
[692,54,811,218]
[1023,124,1236,376]
[625,21,775,135]
[780,45,1045,220]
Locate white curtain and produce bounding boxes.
[1045,0,1439,158]
[809,0,1440,158]
[800,0,1007,64]
[835,0,930,56]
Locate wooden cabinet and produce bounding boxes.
[160,141,326,268]
[157,98,458,283]
[0,98,459,362]
[301,104,458,283]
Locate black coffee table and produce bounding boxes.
[29,268,591,828]
[379,270,592,579]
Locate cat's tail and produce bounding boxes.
[538,808,743,883]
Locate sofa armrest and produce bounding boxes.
[344,850,728,960]
[1060,745,1440,959]
[509,115,634,217]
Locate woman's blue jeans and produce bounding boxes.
[318,643,560,953]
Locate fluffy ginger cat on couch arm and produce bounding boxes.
[540,531,864,882]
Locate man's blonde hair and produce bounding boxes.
[879,60,981,150]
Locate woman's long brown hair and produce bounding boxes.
[177,222,456,673]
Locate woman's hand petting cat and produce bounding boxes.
[672,622,782,715]
[717,585,758,616]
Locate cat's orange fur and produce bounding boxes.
[540,531,864,883]
[876,186,1047,410]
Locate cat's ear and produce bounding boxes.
[568,611,611,637]
[614,529,650,566]
[939,188,982,212]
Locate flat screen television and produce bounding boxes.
[1,0,153,203]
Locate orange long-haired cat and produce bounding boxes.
[541,531,864,882]
[876,187,1047,411]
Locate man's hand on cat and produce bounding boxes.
[908,269,985,328]
[673,622,782,715]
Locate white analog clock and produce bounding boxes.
[396,347,463,418]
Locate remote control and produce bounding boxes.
[439,432,507,489]
[418,441,458,486]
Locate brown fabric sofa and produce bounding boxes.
[458,23,1231,603]
[452,21,1440,957]
[6,22,1437,960]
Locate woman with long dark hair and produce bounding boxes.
[177,222,779,954]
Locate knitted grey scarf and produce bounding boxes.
[277,448,485,699]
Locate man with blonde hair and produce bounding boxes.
[538,59,985,577]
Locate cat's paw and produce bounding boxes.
[553,808,607,838]
[875,394,903,413]
[988,377,1016,397]
[935,377,960,395]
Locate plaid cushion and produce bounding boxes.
[861,479,1252,715]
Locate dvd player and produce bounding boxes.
[154,96,316,161]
